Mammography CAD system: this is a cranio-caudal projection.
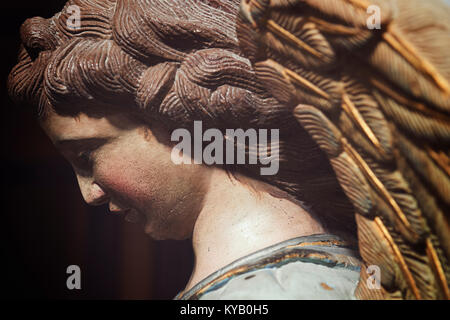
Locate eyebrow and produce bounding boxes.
[55,137,109,149]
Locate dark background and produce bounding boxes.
[1,0,194,299]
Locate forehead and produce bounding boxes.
[40,110,134,143]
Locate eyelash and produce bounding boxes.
[76,150,93,167]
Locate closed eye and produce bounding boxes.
[55,137,108,172]
[75,150,93,168]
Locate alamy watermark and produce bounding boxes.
[366,265,381,290]
[66,3,382,32]
[66,5,81,31]
[367,5,382,30]
[170,121,280,176]
[66,265,81,290]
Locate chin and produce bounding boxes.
[144,224,171,240]
[144,227,165,240]
[144,224,190,241]
[145,233,166,241]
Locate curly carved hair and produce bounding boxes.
[8,0,357,241]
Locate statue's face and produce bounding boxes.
[41,110,209,240]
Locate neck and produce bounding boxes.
[185,169,325,291]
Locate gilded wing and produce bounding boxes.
[237,0,450,299]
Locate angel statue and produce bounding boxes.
[8,0,449,300]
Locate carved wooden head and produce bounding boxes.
[8,0,357,241]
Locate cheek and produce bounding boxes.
[95,151,156,203]
[93,141,176,206]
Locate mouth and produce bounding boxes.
[109,208,143,224]
[124,210,143,224]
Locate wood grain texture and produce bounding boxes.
[238,0,450,299]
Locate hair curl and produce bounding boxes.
[8,0,357,241]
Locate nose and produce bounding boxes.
[76,175,108,206]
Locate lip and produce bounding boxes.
[109,208,130,215]
[109,207,143,224]
[124,210,143,224]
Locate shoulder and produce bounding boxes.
[176,234,361,300]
